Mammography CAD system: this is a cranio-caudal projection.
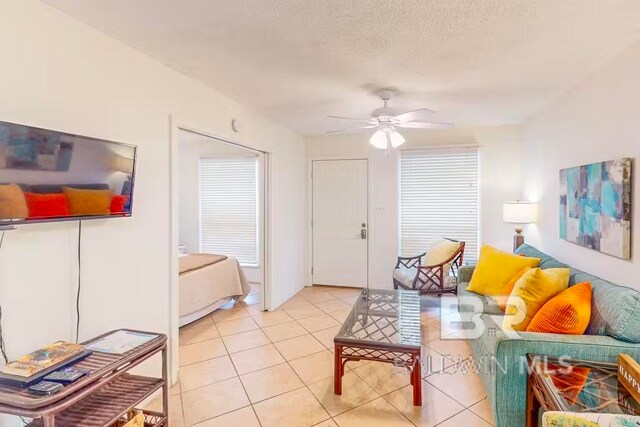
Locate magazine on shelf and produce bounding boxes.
[85,331,158,355]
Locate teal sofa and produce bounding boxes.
[456,244,640,427]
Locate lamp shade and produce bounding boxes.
[503,201,537,224]
[110,154,134,174]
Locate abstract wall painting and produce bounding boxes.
[0,122,73,171]
[559,158,632,259]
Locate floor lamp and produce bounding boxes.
[503,201,537,252]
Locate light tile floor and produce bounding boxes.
[164,286,495,427]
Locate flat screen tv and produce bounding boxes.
[0,120,137,225]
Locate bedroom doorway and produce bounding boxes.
[172,127,269,367]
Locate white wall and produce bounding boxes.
[307,126,523,289]
[0,2,305,425]
[522,40,640,289]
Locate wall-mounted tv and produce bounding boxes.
[0,120,137,225]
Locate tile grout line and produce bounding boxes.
[256,310,334,426]
[180,286,491,426]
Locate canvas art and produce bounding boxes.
[559,158,632,259]
[0,122,73,171]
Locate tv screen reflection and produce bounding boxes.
[0,120,137,224]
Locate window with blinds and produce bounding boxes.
[400,147,479,262]
[199,157,258,266]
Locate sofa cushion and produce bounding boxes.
[29,183,110,194]
[458,282,503,316]
[515,244,570,269]
[393,266,416,288]
[570,269,640,343]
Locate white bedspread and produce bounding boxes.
[179,256,251,322]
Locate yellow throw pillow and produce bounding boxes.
[494,266,532,311]
[63,187,113,216]
[0,184,28,219]
[425,239,461,267]
[502,267,570,331]
[527,282,592,335]
[466,245,541,296]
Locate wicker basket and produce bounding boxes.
[113,410,144,427]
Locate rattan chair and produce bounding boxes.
[393,239,465,296]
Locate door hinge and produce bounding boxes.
[311,267,314,275]
[311,219,313,227]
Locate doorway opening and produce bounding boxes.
[170,126,270,378]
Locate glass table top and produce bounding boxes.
[334,289,421,349]
[533,356,640,416]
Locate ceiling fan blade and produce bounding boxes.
[325,124,378,134]
[396,121,454,129]
[327,115,376,124]
[392,108,436,122]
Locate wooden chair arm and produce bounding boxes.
[395,253,426,269]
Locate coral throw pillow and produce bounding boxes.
[527,282,592,335]
[110,195,129,214]
[63,187,113,216]
[503,267,570,331]
[466,245,540,296]
[24,192,70,218]
[494,266,532,311]
[0,184,28,219]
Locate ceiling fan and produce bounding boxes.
[326,89,453,149]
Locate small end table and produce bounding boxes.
[526,354,640,427]
[0,329,168,426]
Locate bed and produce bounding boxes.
[179,253,251,326]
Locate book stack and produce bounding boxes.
[0,341,87,386]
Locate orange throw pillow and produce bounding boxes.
[63,187,113,216]
[526,282,592,335]
[494,267,532,311]
[549,365,591,404]
[0,184,28,219]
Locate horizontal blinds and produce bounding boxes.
[199,157,258,265]
[400,148,479,262]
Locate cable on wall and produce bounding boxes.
[75,220,82,344]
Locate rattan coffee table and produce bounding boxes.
[334,289,422,405]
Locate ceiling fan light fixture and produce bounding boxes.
[369,129,388,149]
[390,129,405,148]
[369,126,405,149]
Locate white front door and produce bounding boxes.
[312,159,368,287]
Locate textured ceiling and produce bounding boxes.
[43,0,640,135]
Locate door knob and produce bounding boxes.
[360,229,367,239]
